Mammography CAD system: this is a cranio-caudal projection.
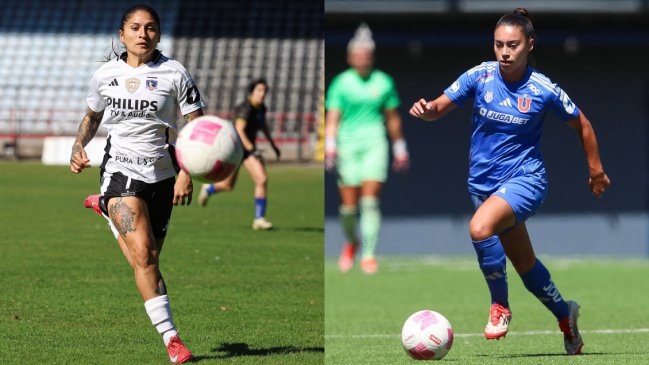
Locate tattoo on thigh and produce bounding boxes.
[109,198,136,238]
[155,276,167,295]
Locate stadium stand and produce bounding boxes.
[0,0,323,161]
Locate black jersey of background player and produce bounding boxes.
[235,99,266,149]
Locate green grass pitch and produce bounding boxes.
[325,256,649,364]
[0,161,323,364]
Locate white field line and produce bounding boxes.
[325,328,649,340]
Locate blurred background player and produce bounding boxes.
[198,78,281,231]
[325,24,409,274]
[409,8,610,355]
[70,5,204,364]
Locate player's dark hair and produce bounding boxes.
[107,4,161,60]
[120,4,161,33]
[248,78,269,94]
[496,8,535,41]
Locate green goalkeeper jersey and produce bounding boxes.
[326,68,400,146]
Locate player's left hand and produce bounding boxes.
[392,154,410,173]
[272,144,281,161]
[174,170,193,206]
[70,144,91,174]
[589,172,610,198]
[325,150,336,172]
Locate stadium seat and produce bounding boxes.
[0,0,322,159]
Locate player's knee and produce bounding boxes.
[130,246,158,270]
[257,174,268,186]
[469,219,494,241]
[339,205,358,216]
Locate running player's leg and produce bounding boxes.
[107,196,161,300]
[500,223,568,318]
[499,223,581,354]
[138,235,181,351]
[469,195,515,339]
[470,196,514,307]
[117,234,170,305]
[198,166,240,207]
[359,180,382,274]
[108,181,192,361]
[244,154,272,230]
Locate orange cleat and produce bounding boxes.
[360,256,378,275]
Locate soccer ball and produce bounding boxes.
[401,310,454,360]
[175,115,243,182]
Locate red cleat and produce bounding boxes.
[338,243,357,273]
[166,335,193,364]
[559,300,583,355]
[484,303,512,340]
[83,194,105,217]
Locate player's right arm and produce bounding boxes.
[70,108,104,174]
[409,94,456,121]
[324,109,340,171]
[411,64,483,121]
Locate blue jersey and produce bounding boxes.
[444,61,580,195]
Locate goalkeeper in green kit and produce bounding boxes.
[325,23,409,274]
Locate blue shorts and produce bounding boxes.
[471,172,548,224]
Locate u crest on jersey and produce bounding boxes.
[517,97,532,113]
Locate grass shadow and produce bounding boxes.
[476,352,609,359]
[275,226,324,233]
[193,342,324,361]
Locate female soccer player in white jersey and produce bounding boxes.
[69,5,203,364]
[409,8,610,355]
[325,24,410,274]
[197,78,281,231]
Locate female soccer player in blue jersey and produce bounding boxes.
[409,8,610,355]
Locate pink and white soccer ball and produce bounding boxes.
[175,115,243,182]
[401,310,454,360]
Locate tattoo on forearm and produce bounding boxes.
[184,109,204,123]
[75,109,104,146]
[109,198,136,238]
[71,143,82,157]
[155,276,167,295]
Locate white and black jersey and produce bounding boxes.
[87,50,206,183]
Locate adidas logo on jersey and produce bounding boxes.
[499,98,513,107]
[109,79,119,86]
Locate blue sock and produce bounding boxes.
[255,197,267,219]
[519,259,569,320]
[472,236,509,308]
[206,184,217,194]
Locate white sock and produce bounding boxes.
[144,295,178,346]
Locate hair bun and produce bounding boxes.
[513,7,531,19]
